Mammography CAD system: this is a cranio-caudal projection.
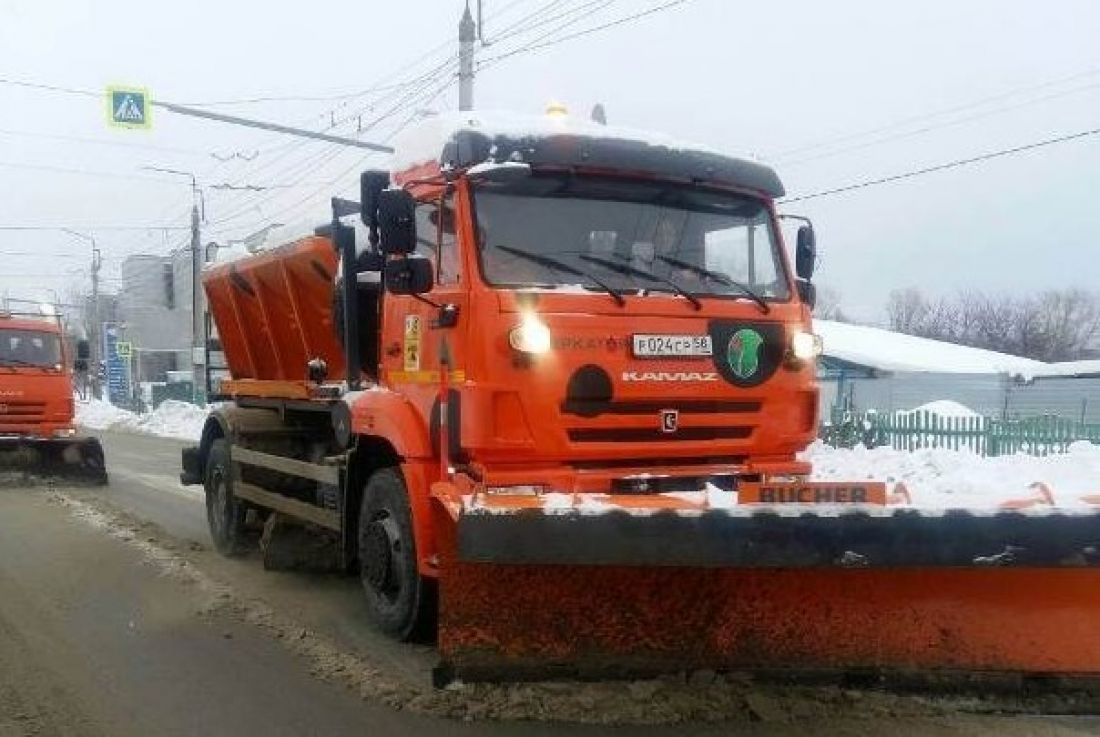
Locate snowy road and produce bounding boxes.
[2,429,1098,735]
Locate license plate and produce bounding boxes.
[632,334,712,358]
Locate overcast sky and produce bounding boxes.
[1,0,1098,321]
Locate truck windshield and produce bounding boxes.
[0,329,61,368]
[473,174,790,302]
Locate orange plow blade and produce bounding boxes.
[432,493,1100,683]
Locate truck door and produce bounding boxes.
[381,191,468,407]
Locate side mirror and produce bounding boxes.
[377,189,417,256]
[796,225,816,280]
[385,256,434,295]
[76,339,91,360]
[359,170,390,229]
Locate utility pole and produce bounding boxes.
[459,2,477,111]
[190,198,203,402]
[142,166,205,403]
[62,228,101,399]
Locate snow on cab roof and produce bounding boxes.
[815,319,1046,377]
[390,110,785,197]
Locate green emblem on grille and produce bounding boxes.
[727,328,764,379]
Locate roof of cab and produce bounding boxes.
[391,111,785,198]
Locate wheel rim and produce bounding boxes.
[363,514,403,603]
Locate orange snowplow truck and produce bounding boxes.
[183,112,1099,684]
[0,310,106,483]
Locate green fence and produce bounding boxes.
[823,408,1100,457]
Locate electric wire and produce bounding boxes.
[781,125,1100,203]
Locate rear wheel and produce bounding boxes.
[204,439,248,556]
[358,468,436,641]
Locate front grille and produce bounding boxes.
[561,398,761,417]
[567,426,752,443]
[0,401,46,424]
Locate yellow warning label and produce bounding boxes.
[403,315,421,372]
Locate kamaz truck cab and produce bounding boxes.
[374,111,824,496]
[0,310,105,483]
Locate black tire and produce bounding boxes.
[358,468,436,641]
[204,439,248,557]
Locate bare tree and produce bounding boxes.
[884,288,1100,361]
[886,288,929,334]
[813,285,847,321]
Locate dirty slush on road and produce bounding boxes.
[6,481,1090,729]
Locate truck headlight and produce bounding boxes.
[790,330,823,361]
[508,314,551,354]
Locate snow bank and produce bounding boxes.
[76,398,207,442]
[897,400,979,419]
[803,440,1100,510]
[815,319,1044,376]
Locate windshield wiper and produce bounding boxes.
[578,254,702,310]
[495,245,626,306]
[655,255,770,314]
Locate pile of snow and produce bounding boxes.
[76,398,207,442]
[804,440,1100,510]
[896,400,980,419]
[815,320,1045,376]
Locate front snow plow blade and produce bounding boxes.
[0,436,107,485]
[432,493,1100,683]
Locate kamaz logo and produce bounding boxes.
[622,371,718,382]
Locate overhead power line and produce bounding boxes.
[770,65,1100,161]
[0,161,203,184]
[0,225,190,232]
[781,125,1100,203]
[0,76,97,98]
[776,80,1100,168]
[0,128,210,157]
[478,0,691,69]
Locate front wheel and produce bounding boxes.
[358,468,436,641]
[204,439,248,556]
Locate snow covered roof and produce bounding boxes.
[1029,360,1100,379]
[390,110,784,197]
[815,319,1046,376]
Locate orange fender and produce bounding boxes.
[349,390,432,459]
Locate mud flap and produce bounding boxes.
[0,437,107,486]
[434,503,1100,682]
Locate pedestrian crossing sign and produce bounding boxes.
[106,86,152,129]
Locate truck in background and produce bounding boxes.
[0,309,107,483]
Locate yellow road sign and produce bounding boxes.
[106,86,152,129]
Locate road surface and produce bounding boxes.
[0,428,1097,736]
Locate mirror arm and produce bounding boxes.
[412,292,442,310]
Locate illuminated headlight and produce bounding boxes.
[790,330,823,361]
[508,315,552,354]
[53,428,76,438]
